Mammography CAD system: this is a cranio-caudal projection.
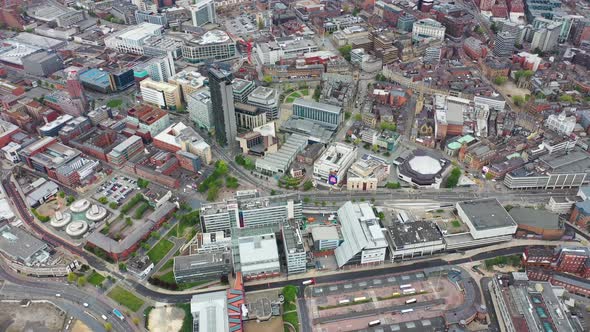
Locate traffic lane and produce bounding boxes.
[0,283,131,332]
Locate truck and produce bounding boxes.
[113,309,125,321]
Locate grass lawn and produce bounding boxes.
[147,239,174,264]
[300,89,309,96]
[107,286,145,312]
[451,220,461,228]
[106,99,123,108]
[160,258,174,272]
[177,303,193,332]
[177,279,211,291]
[157,270,176,284]
[283,311,299,331]
[87,271,106,286]
[286,96,295,103]
[291,92,302,98]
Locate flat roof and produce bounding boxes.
[190,291,229,332]
[79,68,112,87]
[458,198,517,230]
[387,220,443,247]
[174,252,230,272]
[293,98,342,114]
[509,207,561,230]
[238,233,279,265]
[310,226,340,241]
[117,22,163,42]
[0,224,47,261]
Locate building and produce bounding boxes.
[187,89,213,130]
[247,86,279,120]
[78,68,115,93]
[135,10,168,26]
[200,195,302,232]
[237,233,280,278]
[190,291,234,332]
[311,226,342,251]
[386,220,445,261]
[0,119,19,149]
[25,180,59,208]
[104,23,163,55]
[531,21,562,52]
[412,19,446,42]
[232,79,255,104]
[545,113,576,136]
[140,78,182,110]
[235,103,266,130]
[335,202,388,268]
[208,67,237,147]
[110,1,138,25]
[504,149,590,189]
[173,251,231,283]
[181,30,237,64]
[127,255,153,279]
[107,135,144,167]
[0,224,49,266]
[281,221,306,275]
[397,149,451,189]
[193,232,232,253]
[21,51,64,77]
[493,32,516,57]
[570,200,590,229]
[254,37,319,65]
[313,143,357,186]
[190,0,216,27]
[463,37,487,60]
[509,207,565,240]
[153,122,212,165]
[168,68,206,100]
[292,99,342,130]
[347,154,391,191]
[141,56,176,83]
[255,134,308,175]
[126,104,171,136]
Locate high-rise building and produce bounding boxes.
[208,67,236,146]
[493,31,516,57]
[187,89,214,130]
[143,56,176,82]
[190,0,216,27]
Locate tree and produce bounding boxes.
[338,45,353,61]
[490,22,499,33]
[493,76,507,85]
[207,185,220,201]
[109,202,118,209]
[385,182,401,189]
[150,231,160,239]
[485,172,494,180]
[66,195,75,205]
[512,95,525,106]
[474,26,484,35]
[344,111,351,120]
[137,178,150,189]
[559,94,575,103]
[303,180,313,191]
[262,75,272,84]
[445,167,462,188]
[270,189,276,195]
[58,191,65,198]
[371,144,379,152]
[125,217,133,226]
[77,276,87,287]
[282,285,298,303]
[313,85,321,101]
[132,317,139,325]
[118,263,127,271]
[98,196,109,204]
[67,272,78,283]
[375,73,387,81]
[104,322,112,331]
[303,197,311,203]
[380,122,396,132]
[354,113,363,121]
[258,19,264,30]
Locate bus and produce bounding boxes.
[400,284,412,289]
[353,297,367,302]
[368,320,381,327]
[402,288,416,294]
[401,309,414,314]
[113,309,125,321]
[405,298,417,304]
[339,299,350,305]
[302,279,315,286]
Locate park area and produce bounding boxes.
[147,238,174,264]
[107,286,145,312]
[284,89,310,103]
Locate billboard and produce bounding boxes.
[328,174,338,185]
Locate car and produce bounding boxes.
[55,294,61,297]
[83,303,89,307]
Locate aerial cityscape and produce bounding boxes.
[2,0,590,331]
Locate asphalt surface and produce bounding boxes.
[481,277,500,332]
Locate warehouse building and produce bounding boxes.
[509,207,566,240]
[0,224,49,266]
[385,220,445,261]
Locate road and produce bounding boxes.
[0,264,134,332]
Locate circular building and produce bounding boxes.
[70,199,90,213]
[397,150,451,189]
[66,220,88,238]
[50,211,72,229]
[85,204,107,222]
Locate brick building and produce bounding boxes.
[570,200,590,229]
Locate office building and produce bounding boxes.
[142,56,176,82]
[412,19,446,42]
[126,104,171,136]
[347,154,391,191]
[235,103,266,129]
[311,226,342,251]
[254,37,319,65]
[386,220,445,261]
[313,142,357,185]
[237,233,280,278]
[200,195,302,232]
[335,202,388,268]
[25,180,59,208]
[281,221,306,275]
[107,135,144,167]
[181,30,237,64]
[190,291,230,332]
[232,79,255,103]
[168,68,206,100]
[153,122,212,164]
[104,22,163,55]
[545,113,576,135]
[509,207,565,240]
[493,32,516,57]
[187,89,214,130]
[173,251,231,283]
[135,10,168,26]
[140,78,182,110]
[208,67,237,146]
[531,22,562,52]
[247,86,279,120]
[255,134,308,175]
[190,0,216,27]
[292,99,342,130]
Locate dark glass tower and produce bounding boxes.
[208,67,237,147]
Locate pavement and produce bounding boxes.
[481,277,500,332]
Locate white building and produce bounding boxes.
[142,56,176,82]
[2,142,21,163]
[187,88,214,130]
[247,86,279,120]
[190,291,229,332]
[181,30,237,64]
[254,37,319,65]
[104,23,163,55]
[281,221,306,275]
[311,226,341,250]
[334,202,388,268]
[153,122,212,164]
[194,231,232,253]
[474,94,506,112]
[190,0,216,27]
[412,18,446,42]
[237,233,280,277]
[313,142,357,185]
[545,113,576,136]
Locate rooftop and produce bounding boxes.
[293,98,342,115]
[509,207,562,230]
[190,291,229,332]
[0,224,47,261]
[238,233,279,266]
[117,23,163,42]
[458,198,517,230]
[387,220,443,248]
[174,252,231,272]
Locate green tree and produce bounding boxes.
[109,202,118,209]
[445,167,462,188]
[385,182,401,189]
[132,317,139,325]
[67,272,78,283]
[150,231,160,239]
[207,185,220,201]
[58,191,65,198]
[125,217,133,226]
[137,178,150,189]
[354,113,363,121]
[303,180,313,191]
[338,45,353,61]
[512,95,525,106]
[66,195,75,205]
[303,197,311,203]
[559,94,575,103]
[493,76,507,85]
[344,111,351,120]
[262,75,272,84]
[258,19,264,30]
[485,172,494,180]
[313,85,321,101]
[104,322,112,331]
[77,276,87,287]
[270,189,276,195]
[98,196,109,204]
[118,263,127,271]
[282,285,298,303]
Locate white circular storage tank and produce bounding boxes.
[85,204,107,222]
[50,211,72,229]
[70,199,90,213]
[66,220,88,238]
